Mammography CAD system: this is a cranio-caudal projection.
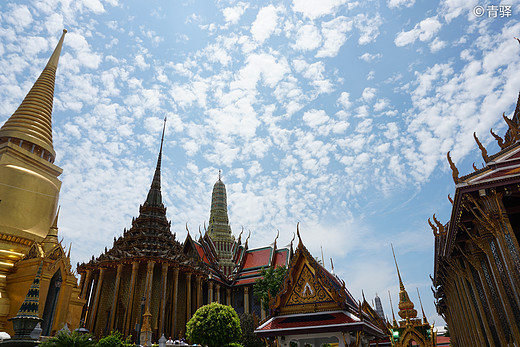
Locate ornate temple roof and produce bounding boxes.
[432,89,520,278]
[182,174,292,284]
[79,121,203,271]
[256,226,385,339]
[0,30,67,163]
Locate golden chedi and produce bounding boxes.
[0,30,84,333]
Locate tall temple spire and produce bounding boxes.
[391,244,417,320]
[208,171,232,238]
[145,117,166,206]
[0,29,67,163]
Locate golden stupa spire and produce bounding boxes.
[391,244,417,320]
[42,207,60,253]
[388,290,398,327]
[416,287,428,324]
[0,29,67,163]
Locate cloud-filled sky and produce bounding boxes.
[2,0,520,330]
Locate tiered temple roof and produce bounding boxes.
[255,226,386,344]
[78,121,204,272]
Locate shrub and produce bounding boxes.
[40,330,96,347]
[186,302,242,347]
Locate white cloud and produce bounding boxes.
[359,52,382,62]
[362,87,377,102]
[317,16,352,58]
[293,23,322,51]
[355,13,383,45]
[135,54,150,70]
[223,2,248,25]
[251,5,280,43]
[292,0,347,19]
[395,16,442,47]
[303,109,329,128]
[6,5,33,31]
[387,0,416,8]
[337,92,352,109]
[430,37,446,52]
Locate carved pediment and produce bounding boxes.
[286,263,334,307]
[271,238,347,315]
[24,243,44,260]
[47,245,64,260]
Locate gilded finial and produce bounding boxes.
[432,214,445,236]
[245,230,251,248]
[447,151,459,184]
[218,169,222,181]
[448,194,453,204]
[473,132,490,163]
[490,128,506,149]
[391,244,405,291]
[416,287,428,324]
[186,223,190,235]
[428,218,438,236]
[296,222,302,247]
[238,227,244,244]
[503,112,520,140]
[388,290,397,327]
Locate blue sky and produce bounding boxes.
[1,0,520,330]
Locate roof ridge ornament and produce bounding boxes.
[473,132,490,163]
[490,128,506,149]
[446,151,459,184]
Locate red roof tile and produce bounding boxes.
[242,247,272,270]
[257,312,357,331]
[273,249,288,267]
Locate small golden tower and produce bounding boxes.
[389,245,436,347]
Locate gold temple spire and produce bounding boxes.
[391,244,405,291]
[42,207,60,253]
[391,244,417,320]
[388,290,397,327]
[0,29,67,162]
[416,287,428,324]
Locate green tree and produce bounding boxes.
[253,266,287,312]
[186,302,242,347]
[40,330,96,347]
[239,313,263,347]
[96,331,133,347]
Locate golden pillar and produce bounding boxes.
[456,267,486,346]
[482,240,520,342]
[159,263,168,336]
[208,281,213,303]
[461,254,497,347]
[172,268,179,339]
[144,261,155,310]
[226,288,231,306]
[124,262,139,336]
[186,273,192,321]
[80,269,92,300]
[195,276,202,308]
[244,286,249,314]
[87,268,105,332]
[473,254,509,346]
[216,284,221,303]
[109,264,123,332]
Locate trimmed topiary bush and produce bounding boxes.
[186,302,242,347]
